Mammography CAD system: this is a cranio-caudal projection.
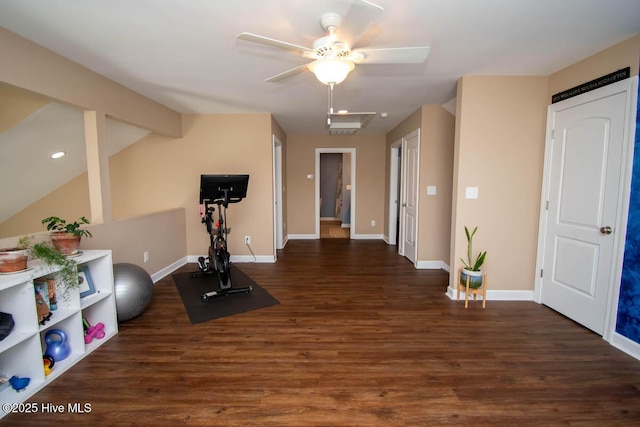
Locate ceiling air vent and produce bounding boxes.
[329,128,359,135]
[327,111,375,135]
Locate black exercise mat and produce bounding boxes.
[172,266,279,324]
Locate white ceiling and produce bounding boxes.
[1,0,639,135]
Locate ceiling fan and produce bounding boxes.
[237,1,430,86]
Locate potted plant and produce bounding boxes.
[30,241,79,299]
[41,216,93,255]
[0,235,32,273]
[460,226,487,289]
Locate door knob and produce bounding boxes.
[402,203,407,207]
[600,226,613,235]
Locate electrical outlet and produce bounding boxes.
[245,235,251,245]
[371,220,376,227]
[143,251,149,263]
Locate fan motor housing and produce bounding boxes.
[313,37,351,57]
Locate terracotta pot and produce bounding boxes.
[0,248,29,273]
[50,233,81,256]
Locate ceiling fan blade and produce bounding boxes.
[237,32,314,55]
[352,46,431,64]
[335,0,384,49]
[264,64,310,82]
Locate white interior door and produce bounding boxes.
[401,130,419,263]
[540,87,629,335]
[273,136,284,251]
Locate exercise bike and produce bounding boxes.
[194,174,252,301]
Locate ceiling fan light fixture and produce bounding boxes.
[308,57,355,85]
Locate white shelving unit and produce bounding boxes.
[0,250,117,418]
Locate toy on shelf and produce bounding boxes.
[47,278,58,311]
[43,355,55,376]
[35,289,52,325]
[83,318,105,344]
[9,376,30,392]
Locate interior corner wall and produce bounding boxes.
[286,134,386,236]
[109,113,275,258]
[452,75,548,291]
[418,106,455,263]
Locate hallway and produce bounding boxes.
[320,219,350,239]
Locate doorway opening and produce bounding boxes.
[316,148,356,239]
[388,139,402,245]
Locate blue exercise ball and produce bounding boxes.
[113,263,153,322]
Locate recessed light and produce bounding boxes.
[337,109,349,114]
[50,151,66,159]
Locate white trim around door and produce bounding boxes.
[315,148,356,239]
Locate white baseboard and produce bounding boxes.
[610,332,640,361]
[416,260,450,271]
[151,256,188,283]
[445,285,534,301]
[341,223,350,228]
[288,234,317,240]
[352,234,384,240]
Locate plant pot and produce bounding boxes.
[50,233,81,256]
[0,248,29,273]
[460,268,484,289]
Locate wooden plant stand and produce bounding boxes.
[457,268,487,308]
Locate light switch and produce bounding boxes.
[465,186,479,199]
[427,186,437,195]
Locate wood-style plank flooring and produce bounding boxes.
[4,240,640,426]
[320,220,350,239]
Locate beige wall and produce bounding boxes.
[419,106,455,262]
[548,35,640,99]
[448,35,640,292]
[110,113,276,258]
[0,83,49,133]
[451,76,549,290]
[286,134,386,235]
[384,106,454,264]
[82,208,187,278]
[0,174,90,238]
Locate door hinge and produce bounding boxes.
[540,269,544,278]
[545,201,549,210]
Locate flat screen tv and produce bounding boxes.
[199,174,249,204]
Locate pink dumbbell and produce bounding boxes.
[84,322,105,344]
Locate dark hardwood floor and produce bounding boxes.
[4,240,640,426]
